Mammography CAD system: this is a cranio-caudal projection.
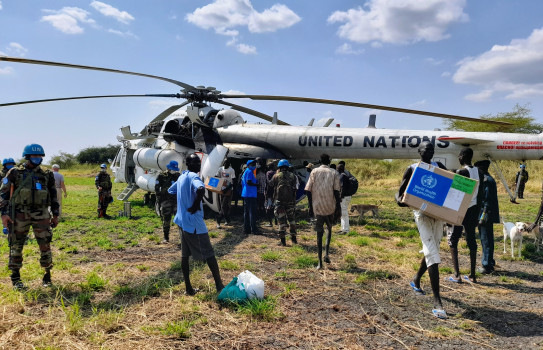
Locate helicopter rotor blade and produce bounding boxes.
[139,102,190,134]
[0,56,196,91]
[0,94,185,107]
[220,94,512,126]
[215,100,290,126]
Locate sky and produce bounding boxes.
[1,0,543,163]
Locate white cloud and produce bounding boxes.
[6,42,28,56]
[0,66,13,75]
[0,1,2,10]
[41,7,95,34]
[90,1,134,24]
[335,43,364,55]
[108,29,138,38]
[464,89,493,102]
[441,71,451,77]
[236,43,257,55]
[409,99,427,107]
[453,27,543,100]
[247,4,301,33]
[327,0,468,45]
[223,89,244,94]
[424,57,444,65]
[186,0,300,52]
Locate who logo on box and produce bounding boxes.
[421,174,437,189]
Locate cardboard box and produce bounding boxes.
[205,176,226,193]
[401,162,478,225]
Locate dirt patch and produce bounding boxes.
[0,216,542,349]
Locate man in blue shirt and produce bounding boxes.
[241,159,259,234]
[168,153,224,295]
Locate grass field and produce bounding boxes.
[0,160,542,349]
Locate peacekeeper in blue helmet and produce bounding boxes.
[95,164,113,218]
[1,158,16,181]
[268,159,298,246]
[0,144,60,289]
[155,160,180,243]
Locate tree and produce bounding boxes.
[49,151,77,168]
[76,144,121,164]
[444,104,543,133]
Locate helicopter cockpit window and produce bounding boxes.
[164,119,182,134]
[203,110,218,126]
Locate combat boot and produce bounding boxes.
[290,226,297,244]
[278,233,286,246]
[97,209,104,218]
[11,270,25,290]
[43,270,52,287]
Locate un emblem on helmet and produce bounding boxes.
[420,174,437,189]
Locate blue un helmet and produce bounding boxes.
[278,159,290,168]
[100,164,107,169]
[166,160,180,171]
[520,164,526,169]
[22,144,45,157]
[2,158,15,166]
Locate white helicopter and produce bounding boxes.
[1,56,532,211]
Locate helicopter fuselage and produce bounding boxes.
[218,123,543,168]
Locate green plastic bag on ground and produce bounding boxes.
[217,277,247,302]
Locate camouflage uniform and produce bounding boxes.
[95,171,113,217]
[269,169,297,243]
[155,170,179,241]
[0,164,59,272]
[0,168,8,183]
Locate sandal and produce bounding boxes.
[432,308,448,320]
[409,281,426,295]
[446,276,462,283]
[463,275,476,283]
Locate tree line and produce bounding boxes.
[49,144,120,168]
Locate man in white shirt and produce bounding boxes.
[52,164,67,217]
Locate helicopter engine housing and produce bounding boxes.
[133,147,188,172]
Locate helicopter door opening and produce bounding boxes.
[111,148,126,183]
[200,145,229,213]
[125,149,136,184]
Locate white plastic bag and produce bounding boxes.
[236,270,264,300]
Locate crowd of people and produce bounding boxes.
[0,144,536,322]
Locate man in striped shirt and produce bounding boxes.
[305,154,341,269]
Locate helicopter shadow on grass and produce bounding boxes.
[445,297,543,337]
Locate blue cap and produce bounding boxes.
[22,144,45,157]
[247,159,256,166]
[2,158,15,166]
[278,159,290,168]
[100,164,107,169]
[520,164,526,168]
[167,160,179,171]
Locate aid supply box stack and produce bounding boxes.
[204,176,226,193]
[401,162,478,225]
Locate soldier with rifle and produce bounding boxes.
[0,144,59,289]
[155,161,180,243]
[95,164,113,218]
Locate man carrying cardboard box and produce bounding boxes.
[396,141,448,320]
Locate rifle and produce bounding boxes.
[6,183,14,261]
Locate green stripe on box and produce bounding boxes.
[451,174,477,194]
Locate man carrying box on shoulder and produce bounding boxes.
[396,141,448,320]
